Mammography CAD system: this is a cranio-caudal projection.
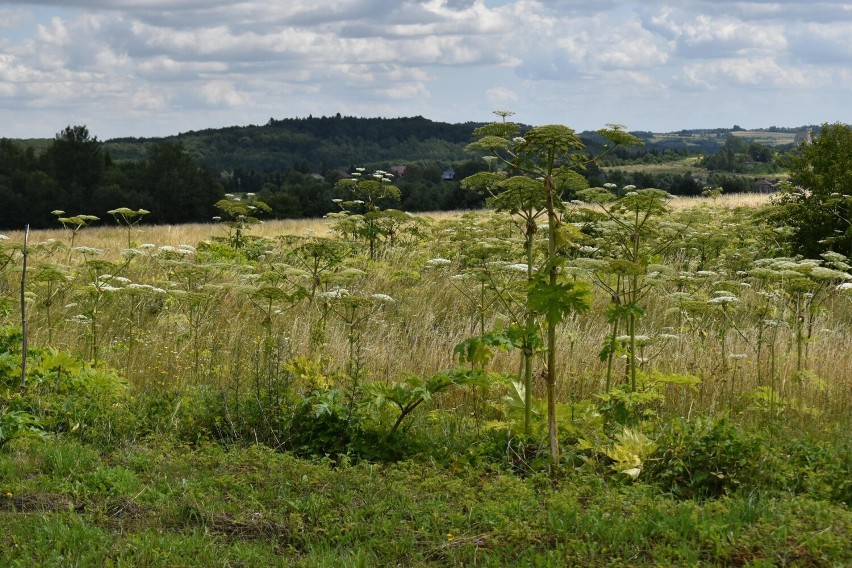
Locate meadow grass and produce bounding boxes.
[1,438,849,566]
[3,196,849,428]
[2,198,763,251]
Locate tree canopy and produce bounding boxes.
[771,122,852,257]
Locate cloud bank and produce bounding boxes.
[1,0,850,138]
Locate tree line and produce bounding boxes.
[0,124,490,230]
[1,116,823,231]
[0,126,223,229]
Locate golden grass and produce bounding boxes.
[667,192,773,210]
[4,199,770,253]
[2,199,849,431]
[5,212,469,256]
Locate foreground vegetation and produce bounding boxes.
[1,118,850,564]
[2,438,849,566]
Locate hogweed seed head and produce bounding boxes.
[708,296,738,304]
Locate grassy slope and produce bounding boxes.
[2,439,850,567]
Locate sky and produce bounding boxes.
[1,0,850,140]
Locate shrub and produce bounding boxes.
[0,409,46,449]
[774,437,852,505]
[646,417,761,499]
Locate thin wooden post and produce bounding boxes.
[20,225,29,392]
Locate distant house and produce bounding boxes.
[389,165,407,177]
[441,168,455,181]
[755,178,777,193]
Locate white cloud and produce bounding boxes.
[486,86,518,106]
[679,57,811,89]
[373,81,429,100]
[200,80,250,107]
[0,7,32,29]
[0,0,850,137]
[130,87,169,111]
[647,7,787,58]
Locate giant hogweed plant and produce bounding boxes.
[331,169,404,260]
[461,175,550,434]
[52,211,99,262]
[745,255,852,415]
[107,207,150,249]
[68,245,135,365]
[30,262,74,346]
[213,193,272,252]
[155,247,232,383]
[239,263,308,390]
[573,187,680,393]
[284,237,352,302]
[0,234,22,316]
[465,118,641,465]
[447,235,520,336]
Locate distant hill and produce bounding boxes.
[10,117,819,175]
[103,115,488,173]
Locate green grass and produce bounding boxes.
[1,438,850,566]
[601,156,706,174]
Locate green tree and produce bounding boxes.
[42,125,105,212]
[136,142,225,224]
[773,122,852,257]
[0,140,40,228]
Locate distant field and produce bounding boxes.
[667,191,772,209]
[601,156,706,174]
[646,133,723,145]
[730,130,798,146]
[647,129,800,148]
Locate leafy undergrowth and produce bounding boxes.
[1,438,849,567]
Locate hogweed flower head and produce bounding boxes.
[426,258,452,267]
[320,287,349,299]
[708,295,738,304]
[72,246,104,256]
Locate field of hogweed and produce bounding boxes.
[1,190,850,566]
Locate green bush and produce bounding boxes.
[120,386,228,446]
[771,437,852,505]
[0,409,46,449]
[0,326,130,446]
[286,387,359,458]
[646,417,761,499]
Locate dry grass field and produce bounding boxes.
[3,192,848,432]
[5,194,774,248]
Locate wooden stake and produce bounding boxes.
[20,225,29,392]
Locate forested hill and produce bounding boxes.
[0,116,821,230]
[105,115,486,172]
